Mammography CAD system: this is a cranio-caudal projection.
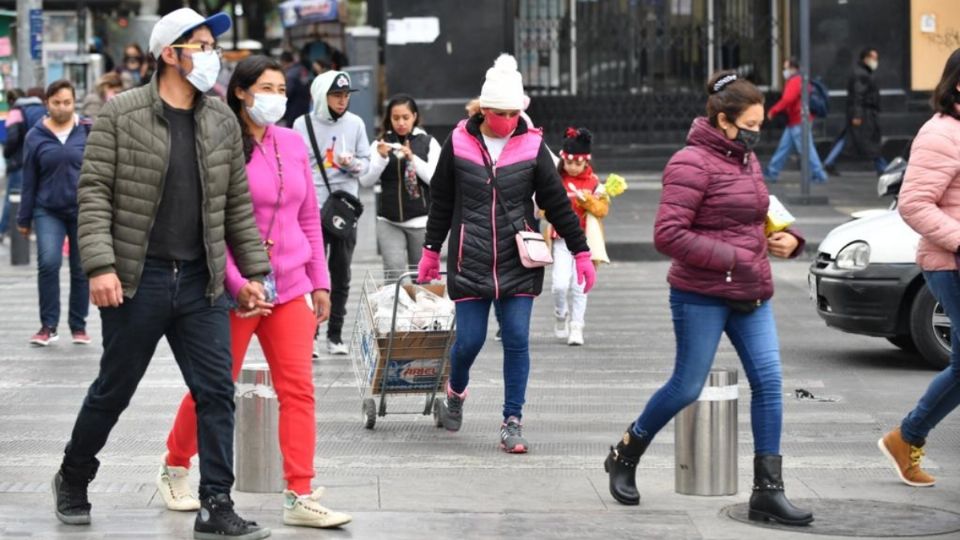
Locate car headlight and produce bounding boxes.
[835,241,870,269]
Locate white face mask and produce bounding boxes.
[246,93,287,126]
[865,58,879,72]
[782,69,795,81]
[185,51,221,93]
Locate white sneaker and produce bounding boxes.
[283,488,352,528]
[156,460,200,511]
[554,316,569,339]
[327,339,349,355]
[567,323,584,346]
[312,337,321,359]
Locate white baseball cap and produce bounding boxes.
[149,8,231,58]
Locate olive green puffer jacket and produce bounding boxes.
[77,77,271,300]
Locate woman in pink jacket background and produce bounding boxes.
[603,71,811,526]
[880,48,960,490]
[157,56,351,529]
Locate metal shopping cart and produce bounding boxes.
[349,271,456,429]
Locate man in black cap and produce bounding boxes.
[293,69,370,356]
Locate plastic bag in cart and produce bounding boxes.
[370,283,455,334]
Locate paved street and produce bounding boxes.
[1,171,959,539]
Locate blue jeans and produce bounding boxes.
[901,271,960,444]
[34,207,88,331]
[765,125,827,182]
[0,169,23,235]
[449,296,534,420]
[62,258,237,498]
[633,288,784,455]
[823,135,889,173]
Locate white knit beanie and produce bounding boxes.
[478,54,525,111]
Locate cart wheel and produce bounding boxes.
[433,397,443,428]
[362,398,376,429]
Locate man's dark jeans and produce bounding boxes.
[323,224,357,341]
[60,257,236,498]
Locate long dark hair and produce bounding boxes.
[932,48,960,120]
[227,55,283,162]
[379,94,421,139]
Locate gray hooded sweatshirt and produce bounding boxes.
[293,70,371,207]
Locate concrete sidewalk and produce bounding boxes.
[1,170,959,539]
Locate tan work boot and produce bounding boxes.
[878,428,935,487]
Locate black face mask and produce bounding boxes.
[735,127,761,152]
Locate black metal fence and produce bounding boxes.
[517,0,781,146]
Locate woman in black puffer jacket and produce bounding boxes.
[360,95,441,275]
[416,54,596,454]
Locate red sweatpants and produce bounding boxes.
[166,296,317,494]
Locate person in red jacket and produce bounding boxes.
[602,71,813,527]
[765,58,828,183]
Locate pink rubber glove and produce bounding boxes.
[575,251,597,293]
[417,247,441,283]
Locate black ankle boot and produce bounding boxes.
[603,425,650,505]
[748,454,814,526]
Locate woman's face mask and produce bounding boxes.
[246,92,288,126]
[735,126,761,152]
[484,109,520,138]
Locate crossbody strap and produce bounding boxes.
[477,141,523,236]
[303,113,334,194]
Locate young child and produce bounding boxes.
[551,127,608,346]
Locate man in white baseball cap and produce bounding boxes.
[53,8,272,540]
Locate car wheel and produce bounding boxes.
[886,335,917,352]
[909,285,951,370]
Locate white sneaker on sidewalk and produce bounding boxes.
[283,487,352,528]
[567,323,584,346]
[156,460,200,511]
[327,339,349,355]
[554,315,569,339]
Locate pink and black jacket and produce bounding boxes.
[424,115,588,300]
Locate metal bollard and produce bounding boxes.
[674,368,738,496]
[8,192,29,266]
[234,364,284,493]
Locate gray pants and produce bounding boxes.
[377,219,425,276]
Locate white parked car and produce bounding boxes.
[808,158,949,369]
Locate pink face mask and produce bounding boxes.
[485,112,519,138]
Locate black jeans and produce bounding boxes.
[323,224,356,341]
[60,258,236,498]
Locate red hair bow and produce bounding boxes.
[565,127,578,138]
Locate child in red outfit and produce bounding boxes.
[550,127,608,346]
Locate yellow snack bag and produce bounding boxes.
[765,195,795,236]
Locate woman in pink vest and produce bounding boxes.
[417,54,596,453]
[156,56,351,530]
[880,48,960,489]
[602,71,812,526]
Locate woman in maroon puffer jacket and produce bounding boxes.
[602,71,812,526]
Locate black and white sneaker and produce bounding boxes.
[52,471,91,525]
[194,493,270,540]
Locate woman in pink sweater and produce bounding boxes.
[880,48,960,489]
[157,56,351,529]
